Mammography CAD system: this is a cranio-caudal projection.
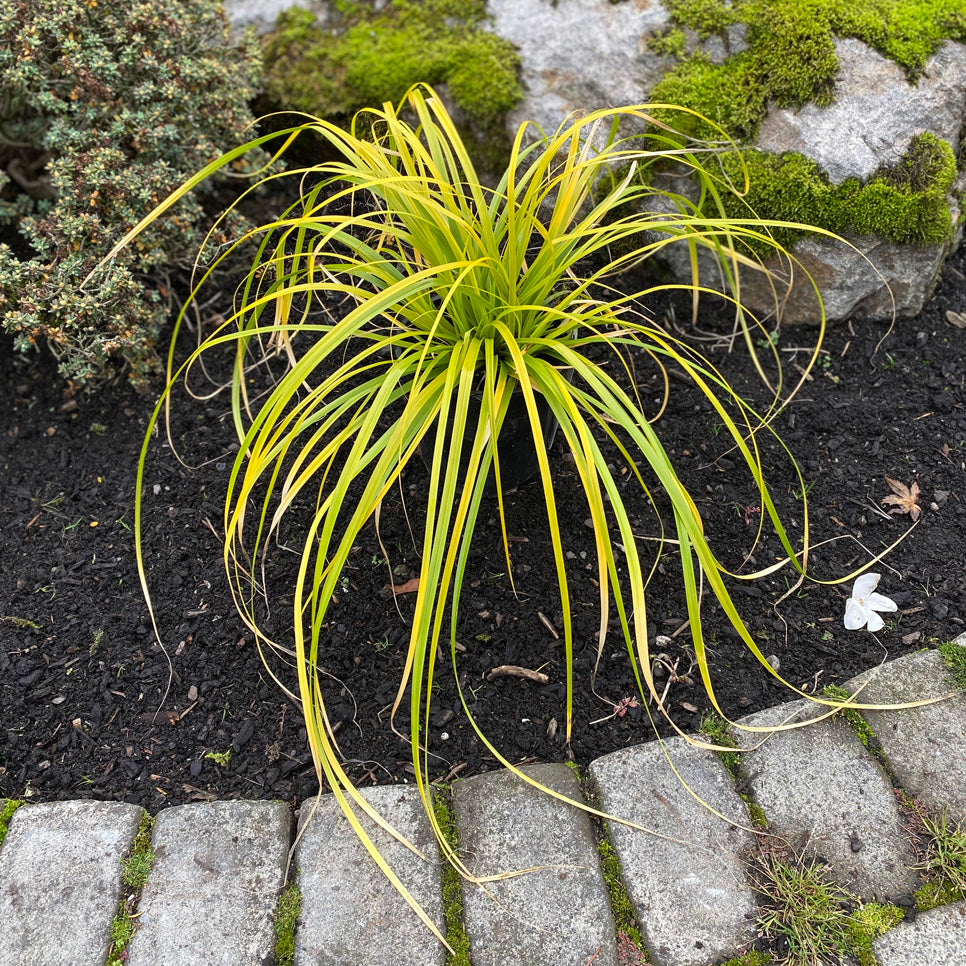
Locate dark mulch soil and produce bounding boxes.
[3,243,966,811]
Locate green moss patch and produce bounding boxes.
[273,882,303,966]
[262,1,521,126]
[912,806,966,909]
[654,0,966,141]
[433,790,472,966]
[712,133,956,253]
[0,799,24,848]
[718,952,772,966]
[648,0,964,249]
[749,845,902,965]
[597,831,650,958]
[849,902,905,966]
[571,767,650,961]
[106,813,155,966]
[700,713,768,829]
[938,639,966,688]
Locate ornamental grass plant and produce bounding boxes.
[107,86,836,941]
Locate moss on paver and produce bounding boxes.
[849,902,905,966]
[820,682,903,782]
[596,831,650,961]
[718,951,772,966]
[938,639,966,688]
[570,765,651,962]
[700,712,768,829]
[0,799,24,848]
[433,789,472,966]
[272,881,303,966]
[106,813,155,966]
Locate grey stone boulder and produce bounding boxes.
[487,0,674,140]
[738,38,966,323]
[757,39,966,185]
[224,0,316,34]
[486,4,966,323]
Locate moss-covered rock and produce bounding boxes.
[260,1,521,129]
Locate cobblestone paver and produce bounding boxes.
[873,898,966,965]
[294,784,445,966]
[0,800,143,966]
[126,801,290,966]
[453,763,616,966]
[733,699,919,899]
[589,738,758,966]
[846,645,966,823]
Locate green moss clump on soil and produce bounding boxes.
[261,0,521,126]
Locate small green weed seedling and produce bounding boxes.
[205,748,231,768]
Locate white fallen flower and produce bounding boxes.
[843,573,897,632]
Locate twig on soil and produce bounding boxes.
[487,665,549,684]
[537,611,559,639]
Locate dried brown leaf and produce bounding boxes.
[881,476,921,522]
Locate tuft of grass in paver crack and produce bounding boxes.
[105,814,155,966]
[901,793,966,911]
[0,799,25,848]
[272,882,303,966]
[749,842,902,966]
[432,790,472,966]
